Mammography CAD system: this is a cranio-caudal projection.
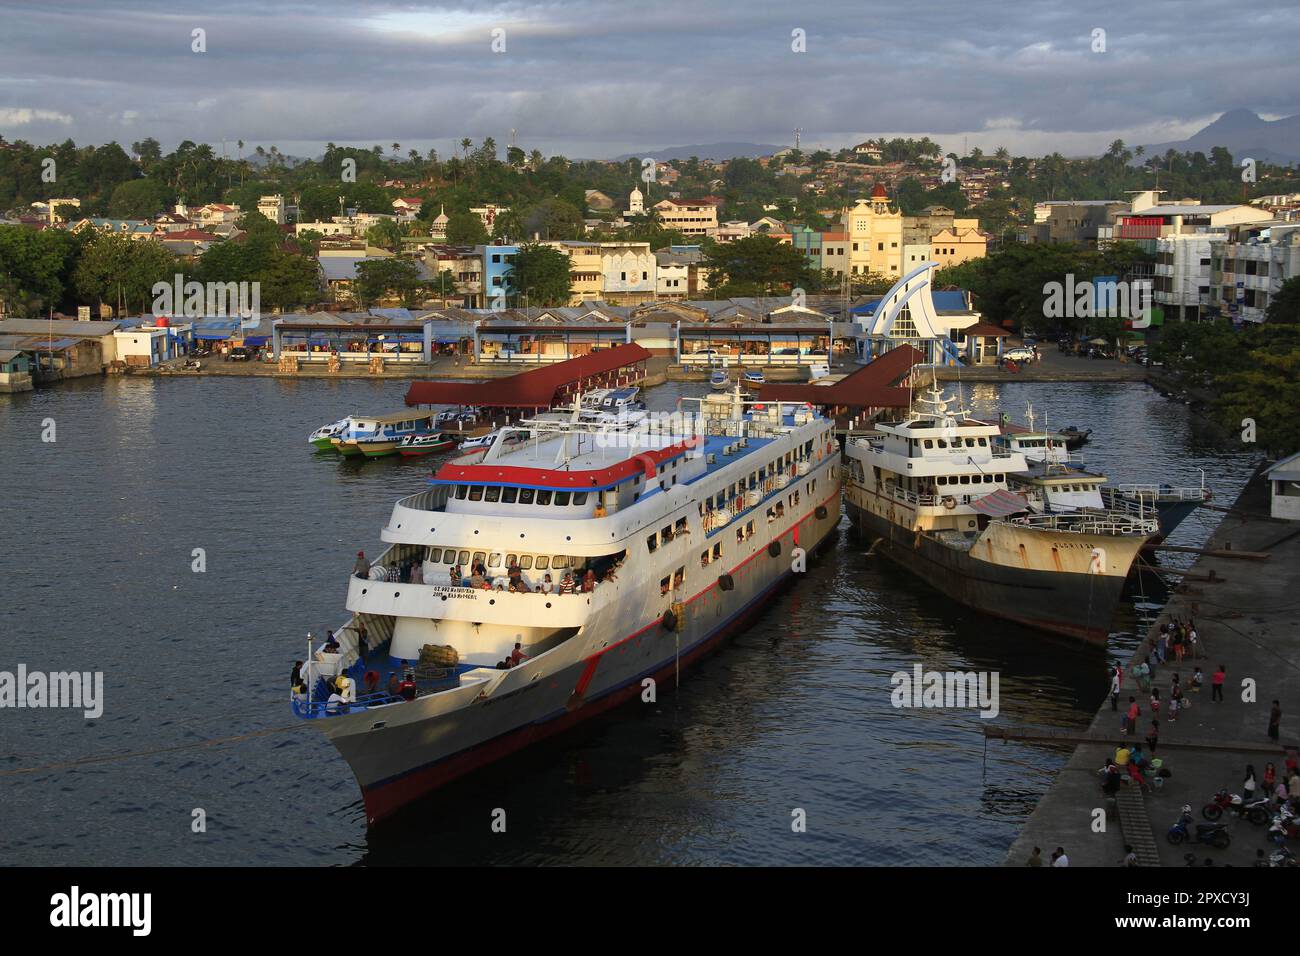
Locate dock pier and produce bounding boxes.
[1003,466,1300,867]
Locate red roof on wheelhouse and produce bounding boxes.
[403,343,651,409]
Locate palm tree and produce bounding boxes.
[460,138,472,161]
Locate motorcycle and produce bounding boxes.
[1257,846,1298,867]
[182,359,202,371]
[1202,788,1270,825]
[1167,806,1230,848]
[1268,806,1299,846]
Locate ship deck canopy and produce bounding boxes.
[968,489,1029,518]
[404,343,650,409]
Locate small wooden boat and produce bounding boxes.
[397,432,459,458]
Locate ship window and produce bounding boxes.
[937,439,947,448]
[458,550,470,566]
[427,548,443,562]
[647,534,658,553]
[484,486,501,502]
[736,527,744,543]
[701,550,710,567]
[469,485,484,501]
[573,492,588,505]
[537,490,552,505]
[553,555,570,568]
[441,550,456,565]
[455,485,468,499]
[662,525,673,541]
[502,487,518,503]
[472,551,486,566]
[554,491,570,506]
[519,555,533,569]
[519,488,535,504]
[712,542,722,560]
[660,575,671,593]
[959,475,970,485]
[924,440,933,448]
[978,438,987,446]
[674,567,684,587]
[506,553,518,566]
[536,556,550,570]
[745,521,755,539]
[983,475,993,483]
[488,553,502,567]
[675,517,688,534]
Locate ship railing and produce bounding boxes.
[1002,511,1159,536]
[1114,483,1211,502]
[291,690,398,719]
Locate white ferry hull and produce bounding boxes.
[323,485,841,825]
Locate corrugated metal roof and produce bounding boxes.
[756,344,921,409]
[404,343,651,408]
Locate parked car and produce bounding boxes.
[1003,347,1037,363]
[227,346,253,362]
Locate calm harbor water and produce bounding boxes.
[0,375,1256,865]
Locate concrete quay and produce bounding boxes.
[1005,469,1300,867]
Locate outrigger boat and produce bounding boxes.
[397,432,460,458]
[309,418,349,452]
[291,386,842,823]
[332,411,439,458]
[843,379,1156,643]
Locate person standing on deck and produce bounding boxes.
[1110,668,1121,711]
[353,550,369,578]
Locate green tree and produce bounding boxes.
[520,198,584,240]
[108,178,171,219]
[74,232,178,317]
[509,242,573,306]
[0,226,81,316]
[702,235,817,296]
[354,257,423,307]
[446,211,489,246]
[1266,276,1300,325]
[365,219,403,251]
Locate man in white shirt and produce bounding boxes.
[1051,847,1069,867]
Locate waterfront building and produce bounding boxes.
[842,185,904,278]
[598,240,656,305]
[540,240,605,304]
[1266,453,1300,521]
[479,243,519,306]
[850,263,985,365]
[1208,221,1300,322]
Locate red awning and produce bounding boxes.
[756,345,922,409]
[405,343,650,408]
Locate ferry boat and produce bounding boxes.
[332,411,438,458]
[292,389,842,823]
[981,406,1082,468]
[843,382,1157,643]
[397,432,460,458]
[309,418,349,452]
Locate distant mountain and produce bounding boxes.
[612,142,786,162]
[1140,109,1300,165]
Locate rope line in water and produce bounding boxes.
[0,722,307,778]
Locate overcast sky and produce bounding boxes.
[2,0,1297,160]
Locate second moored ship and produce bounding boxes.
[843,383,1157,643]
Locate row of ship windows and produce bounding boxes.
[423,547,582,571]
[918,437,989,449]
[936,474,1005,485]
[453,485,591,506]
